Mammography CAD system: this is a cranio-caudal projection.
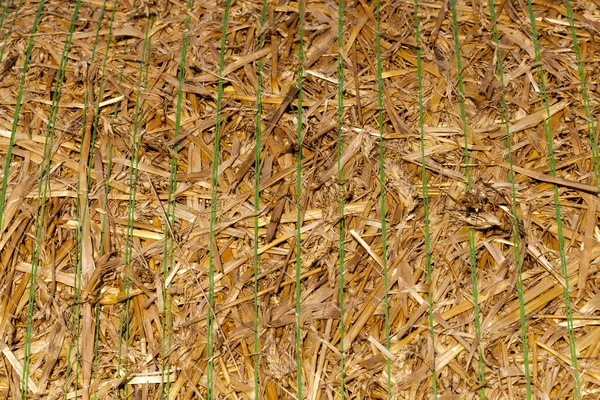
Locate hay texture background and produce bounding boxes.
[0,0,599,398]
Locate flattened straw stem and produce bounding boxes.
[525,2,581,398]
[487,0,532,397]
[413,0,438,397]
[208,1,231,397]
[374,0,391,397]
[23,1,81,397]
[99,0,122,258]
[120,15,154,399]
[336,0,346,398]
[96,0,119,258]
[253,0,269,397]
[295,1,306,397]
[93,5,119,392]
[449,1,484,397]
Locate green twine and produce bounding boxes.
[336,0,346,398]
[23,1,82,397]
[374,0,391,397]
[295,1,306,398]
[208,0,231,397]
[449,1,484,397]
[119,14,154,399]
[487,0,532,397]
[525,1,580,398]
[413,0,437,397]
[253,0,269,398]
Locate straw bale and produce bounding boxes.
[0,0,599,399]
